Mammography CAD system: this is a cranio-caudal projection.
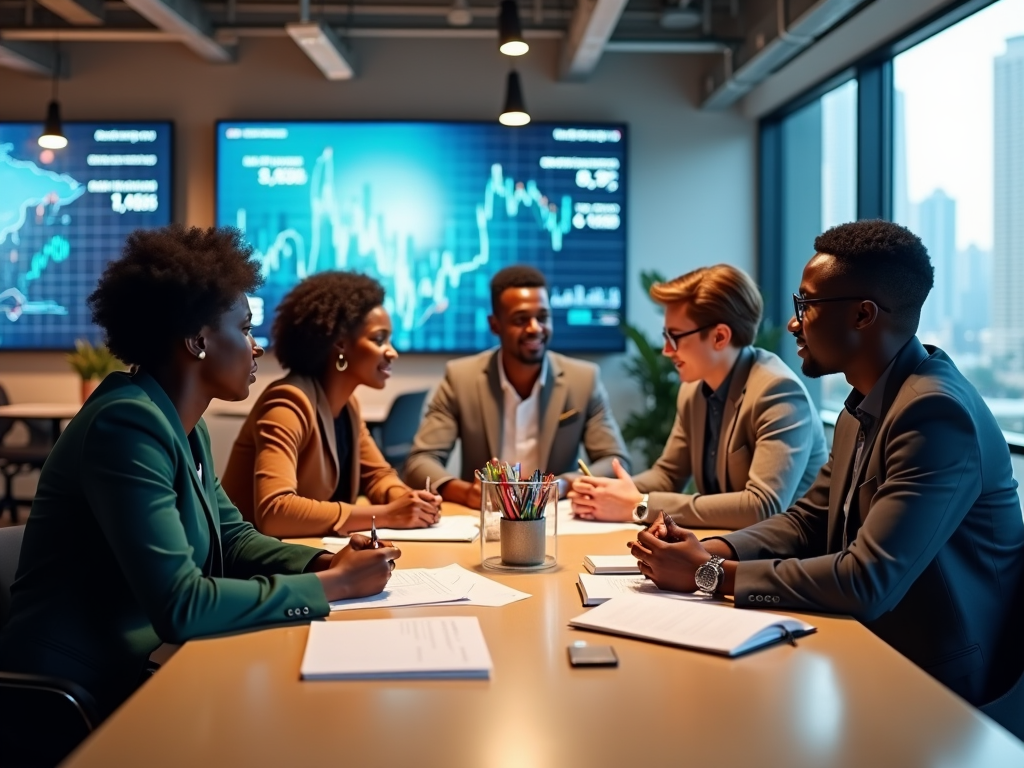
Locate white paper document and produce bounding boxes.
[301,616,494,680]
[550,499,641,536]
[322,516,480,552]
[584,555,641,574]
[569,593,816,657]
[430,564,532,607]
[329,568,471,612]
[576,573,724,606]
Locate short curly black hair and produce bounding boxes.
[814,220,934,333]
[88,225,263,369]
[272,271,386,376]
[490,265,547,314]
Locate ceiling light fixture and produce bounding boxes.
[497,0,528,56]
[447,0,472,27]
[38,50,67,149]
[286,20,355,79]
[499,70,530,126]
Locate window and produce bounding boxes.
[766,79,858,411]
[892,0,1024,437]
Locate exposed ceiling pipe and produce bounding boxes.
[702,0,869,110]
[0,25,566,42]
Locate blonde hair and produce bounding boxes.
[649,264,763,348]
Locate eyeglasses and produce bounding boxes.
[792,293,892,323]
[662,323,714,351]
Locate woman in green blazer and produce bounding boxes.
[0,225,399,719]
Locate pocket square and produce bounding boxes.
[558,408,580,424]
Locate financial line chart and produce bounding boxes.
[243,149,576,336]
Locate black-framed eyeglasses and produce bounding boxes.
[662,324,715,351]
[792,293,892,323]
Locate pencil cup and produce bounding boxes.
[499,518,546,566]
[479,480,557,572]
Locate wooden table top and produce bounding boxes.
[61,514,1024,768]
[0,403,80,420]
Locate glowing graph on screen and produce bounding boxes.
[239,149,574,333]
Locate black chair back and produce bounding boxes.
[376,390,428,472]
[0,382,12,443]
[0,525,100,767]
[0,524,25,629]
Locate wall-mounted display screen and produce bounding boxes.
[216,121,626,353]
[0,122,173,350]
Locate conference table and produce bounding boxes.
[61,509,1024,768]
[0,403,81,443]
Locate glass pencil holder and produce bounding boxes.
[480,480,558,572]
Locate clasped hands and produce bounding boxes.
[627,513,717,593]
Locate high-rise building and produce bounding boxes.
[915,189,957,343]
[893,90,910,228]
[992,35,1024,368]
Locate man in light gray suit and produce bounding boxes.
[630,221,1024,706]
[570,264,827,529]
[404,265,629,510]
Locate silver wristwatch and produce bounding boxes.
[694,555,725,594]
[631,494,649,523]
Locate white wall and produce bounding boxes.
[0,38,756,475]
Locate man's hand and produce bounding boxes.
[627,513,708,592]
[439,478,482,510]
[568,458,642,522]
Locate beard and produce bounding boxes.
[513,337,547,364]
[800,351,833,379]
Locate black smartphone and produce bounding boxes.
[567,643,618,667]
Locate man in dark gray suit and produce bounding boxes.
[404,265,629,509]
[630,220,1024,706]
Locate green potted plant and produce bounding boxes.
[66,339,122,402]
[619,270,783,470]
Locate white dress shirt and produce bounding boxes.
[496,355,548,475]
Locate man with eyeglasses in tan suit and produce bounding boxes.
[570,264,827,530]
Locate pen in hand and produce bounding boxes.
[577,459,593,477]
[370,515,381,549]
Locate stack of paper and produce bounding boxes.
[322,516,480,552]
[576,572,721,606]
[301,616,493,680]
[569,593,815,657]
[583,555,641,574]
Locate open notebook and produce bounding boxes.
[301,616,493,680]
[569,593,815,657]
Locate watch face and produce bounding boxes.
[694,561,718,592]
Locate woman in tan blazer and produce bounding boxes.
[222,272,441,538]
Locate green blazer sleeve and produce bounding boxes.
[80,401,330,645]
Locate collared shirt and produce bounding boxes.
[700,359,739,495]
[840,355,898,548]
[497,355,549,475]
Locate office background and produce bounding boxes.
[0,0,1021,492]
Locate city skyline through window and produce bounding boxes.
[893,0,1024,434]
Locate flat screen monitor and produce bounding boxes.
[0,122,173,350]
[215,121,626,353]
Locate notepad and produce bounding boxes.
[576,573,723,606]
[583,555,641,574]
[569,593,816,657]
[322,516,480,551]
[300,616,493,680]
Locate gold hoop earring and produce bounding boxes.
[197,350,206,361]
[336,354,348,372]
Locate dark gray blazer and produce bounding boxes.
[404,349,629,487]
[722,338,1024,705]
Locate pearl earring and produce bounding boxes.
[197,350,206,361]
[336,354,348,372]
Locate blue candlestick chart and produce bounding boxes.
[218,122,627,353]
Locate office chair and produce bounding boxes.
[371,390,429,473]
[0,525,100,768]
[0,385,56,524]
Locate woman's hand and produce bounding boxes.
[315,538,401,602]
[382,491,440,528]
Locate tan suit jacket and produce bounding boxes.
[222,374,406,538]
[632,347,827,529]
[404,349,629,488]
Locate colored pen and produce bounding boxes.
[370,515,381,549]
[577,459,593,477]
